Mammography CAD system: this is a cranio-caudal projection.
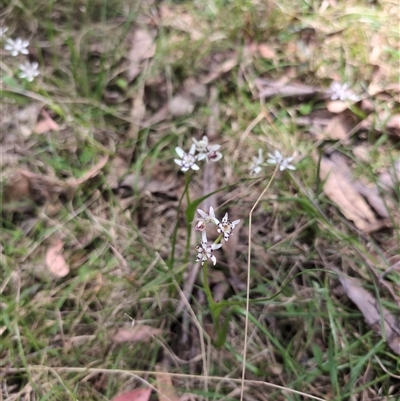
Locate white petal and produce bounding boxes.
[181,167,189,172]
[197,209,208,218]
[189,143,196,155]
[208,144,221,151]
[197,153,207,161]
[211,243,222,250]
[232,219,240,227]
[267,159,277,165]
[174,159,183,166]
[209,207,215,217]
[175,147,185,158]
[191,163,200,170]
[211,255,217,265]
[287,165,296,170]
[201,231,208,243]
[222,213,228,223]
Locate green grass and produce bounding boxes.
[1,0,400,400]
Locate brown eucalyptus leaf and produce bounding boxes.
[333,267,400,355]
[113,325,162,344]
[45,239,69,278]
[319,154,385,232]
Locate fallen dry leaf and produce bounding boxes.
[386,115,400,137]
[111,388,151,401]
[127,29,156,81]
[319,153,386,232]
[34,110,60,134]
[323,113,358,142]
[379,159,400,192]
[326,100,349,114]
[107,150,132,190]
[257,43,276,59]
[332,266,400,355]
[45,239,70,278]
[155,364,180,401]
[113,325,162,344]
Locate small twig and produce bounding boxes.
[240,166,279,401]
[1,366,327,401]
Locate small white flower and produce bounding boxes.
[249,149,264,175]
[217,212,240,241]
[266,150,284,166]
[328,81,359,102]
[0,26,9,38]
[4,37,29,56]
[195,231,222,265]
[193,136,210,153]
[193,136,223,163]
[195,206,220,231]
[279,156,296,171]
[18,61,40,82]
[174,144,200,172]
[267,150,296,171]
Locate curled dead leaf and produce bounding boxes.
[34,110,60,134]
[45,239,70,278]
[113,325,162,344]
[257,43,276,59]
[332,266,400,355]
[326,100,349,113]
[319,153,387,232]
[127,29,156,81]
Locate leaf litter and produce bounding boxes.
[319,152,389,233]
[332,266,400,356]
[45,239,70,278]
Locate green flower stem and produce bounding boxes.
[169,172,192,269]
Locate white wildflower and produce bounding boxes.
[328,81,359,102]
[195,206,219,231]
[18,61,40,82]
[267,150,296,171]
[0,26,9,38]
[249,149,263,175]
[4,37,29,56]
[193,136,210,153]
[174,144,200,172]
[217,212,240,241]
[195,231,222,265]
[193,136,223,163]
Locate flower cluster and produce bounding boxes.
[175,136,222,172]
[1,26,40,82]
[249,149,296,175]
[328,82,359,102]
[195,207,240,265]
